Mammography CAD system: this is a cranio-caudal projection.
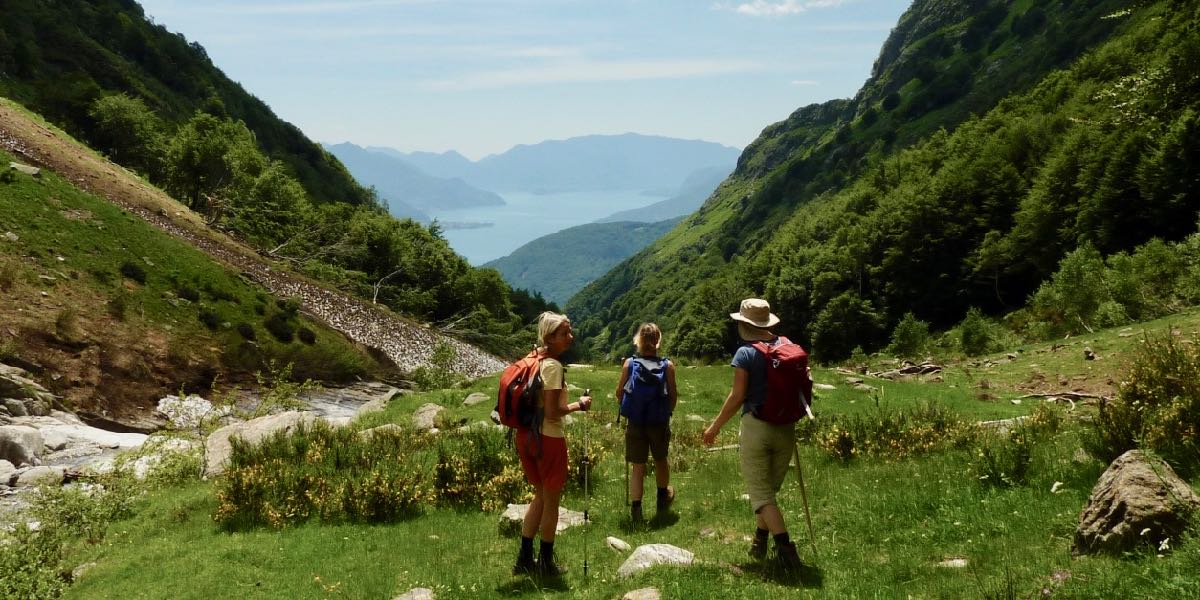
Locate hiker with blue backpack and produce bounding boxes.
[614,323,678,523]
[703,298,814,571]
[506,311,592,578]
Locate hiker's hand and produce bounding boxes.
[578,396,592,412]
[702,424,719,446]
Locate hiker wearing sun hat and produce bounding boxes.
[703,298,812,571]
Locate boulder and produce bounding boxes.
[623,588,661,600]
[607,536,631,552]
[392,589,434,600]
[499,503,586,537]
[358,423,404,440]
[0,425,43,466]
[0,458,15,484]
[462,392,488,407]
[204,411,318,477]
[412,403,444,432]
[15,465,65,487]
[1073,450,1200,555]
[617,544,694,578]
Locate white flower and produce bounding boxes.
[1159,538,1170,552]
[1140,527,1152,536]
[1051,481,1064,494]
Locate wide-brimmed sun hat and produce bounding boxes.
[729,298,780,329]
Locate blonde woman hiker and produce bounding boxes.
[614,323,678,523]
[512,311,592,578]
[702,298,814,571]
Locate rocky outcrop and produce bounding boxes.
[0,425,43,467]
[499,503,586,537]
[617,544,695,578]
[1073,450,1200,555]
[0,363,56,420]
[412,403,444,432]
[204,411,318,477]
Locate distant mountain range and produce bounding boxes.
[484,218,683,305]
[596,165,732,223]
[373,133,741,194]
[323,143,503,219]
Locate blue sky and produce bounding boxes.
[137,0,912,160]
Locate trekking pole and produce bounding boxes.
[792,444,818,559]
[583,388,591,578]
[617,409,628,507]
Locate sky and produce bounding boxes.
[136,0,913,160]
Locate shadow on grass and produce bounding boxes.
[619,510,681,533]
[740,560,824,588]
[495,573,572,595]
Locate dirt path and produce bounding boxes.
[0,100,506,378]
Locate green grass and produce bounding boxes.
[34,343,1197,599]
[0,147,378,382]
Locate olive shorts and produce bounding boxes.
[625,423,671,464]
[738,413,796,513]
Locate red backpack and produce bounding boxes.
[496,350,544,430]
[751,336,814,424]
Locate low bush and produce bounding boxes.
[297,327,316,345]
[54,308,83,344]
[0,261,18,291]
[410,342,463,390]
[434,427,525,511]
[197,307,220,330]
[106,290,130,321]
[887,312,931,359]
[815,402,978,462]
[215,421,431,529]
[119,260,146,284]
[264,312,295,343]
[236,322,256,340]
[971,427,1033,488]
[1085,331,1200,472]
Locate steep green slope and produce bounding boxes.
[0,0,370,206]
[483,218,681,305]
[569,0,1190,361]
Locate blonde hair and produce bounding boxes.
[537,311,571,347]
[633,322,662,356]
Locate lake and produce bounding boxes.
[430,189,662,265]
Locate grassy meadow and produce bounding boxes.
[15,314,1194,599]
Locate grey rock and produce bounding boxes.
[462,392,488,406]
[499,503,586,537]
[0,459,14,484]
[15,465,65,487]
[1074,450,1200,555]
[41,429,69,451]
[3,399,27,418]
[358,423,405,440]
[392,589,434,600]
[617,544,694,578]
[8,162,40,176]
[204,411,318,477]
[71,562,98,582]
[0,425,43,466]
[606,536,631,552]
[623,588,661,600]
[412,403,444,432]
[3,231,17,242]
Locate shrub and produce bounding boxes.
[1086,332,1200,471]
[0,525,66,599]
[0,166,16,184]
[434,428,524,511]
[0,261,17,291]
[215,421,431,528]
[176,283,200,303]
[971,428,1033,488]
[55,308,83,343]
[297,327,316,345]
[959,307,993,356]
[106,290,130,321]
[119,260,147,284]
[203,280,237,302]
[198,307,220,330]
[264,312,295,343]
[815,402,978,462]
[887,312,931,359]
[410,342,463,390]
[236,322,256,340]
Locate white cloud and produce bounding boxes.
[421,58,764,90]
[718,0,850,17]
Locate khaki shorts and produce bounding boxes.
[738,413,796,513]
[625,423,671,464]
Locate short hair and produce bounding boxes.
[634,322,661,355]
[537,311,571,347]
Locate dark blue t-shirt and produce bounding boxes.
[731,340,778,415]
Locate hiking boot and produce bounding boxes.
[630,503,644,524]
[655,486,675,512]
[775,542,803,571]
[511,555,536,576]
[537,556,569,578]
[748,535,769,560]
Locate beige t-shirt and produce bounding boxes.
[539,357,566,438]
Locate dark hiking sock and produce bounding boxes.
[755,528,769,541]
[657,487,670,499]
[773,532,791,548]
[631,500,643,509]
[519,536,534,560]
[539,540,555,559]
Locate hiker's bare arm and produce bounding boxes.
[546,387,590,416]
[703,368,747,445]
[615,359,631,403]
[667,362,678,412]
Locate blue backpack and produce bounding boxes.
[620,356,671,425]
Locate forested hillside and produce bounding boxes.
[569,0,1200,362]
[0,0,556,358]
